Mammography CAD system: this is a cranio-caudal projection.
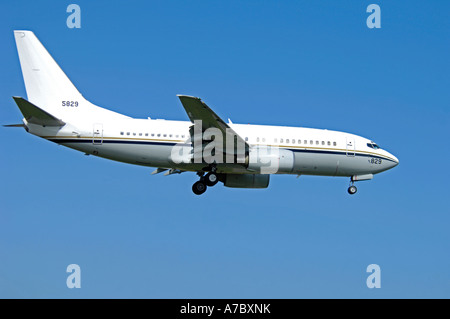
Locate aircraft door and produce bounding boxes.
[93,123,103,145]
[346,137,355,157]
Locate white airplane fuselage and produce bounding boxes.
[10,30,399,195]
[25,116,398,177]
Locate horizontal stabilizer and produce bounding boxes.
[3,124,25,128]
[12,96,65,126]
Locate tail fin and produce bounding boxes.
[14,31,83,113]
[13,30,128,121]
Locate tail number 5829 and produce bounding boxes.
[62,101,79,107]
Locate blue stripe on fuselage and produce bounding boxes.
[47,138,396,163]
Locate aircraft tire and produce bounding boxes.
[205,172,218,186]
[347,185,357,195]
[192,181,207,195]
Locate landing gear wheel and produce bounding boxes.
[204,172,218,186]
[348,185,357,195]
[192,181,207,195]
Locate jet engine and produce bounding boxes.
[223,174,270,188]
[246,146,294,174]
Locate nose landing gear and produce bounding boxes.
[347,179,357,195]
[348,185,357,195]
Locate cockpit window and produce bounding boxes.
[367,142,380,150]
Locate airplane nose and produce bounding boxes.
[388,153,399,168]
[393,154,399,166]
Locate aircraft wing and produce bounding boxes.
[177,95,249,152]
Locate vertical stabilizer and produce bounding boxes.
[14,30,84,114]
[13,30,128,121]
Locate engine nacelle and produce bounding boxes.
[246,147,294,174]
[223,174,270,188]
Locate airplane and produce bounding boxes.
[6,30,399,195]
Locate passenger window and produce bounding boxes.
[262,137,266,143]
[139,133,142,136]
[292,139,295,144]
[145,133,148,136]
[120,132,124,135]
[310,140,313,145]
[181,135,185,138]
[286,139,289,143]
[127,132,130,136]
[316,141,319,145]
[298,139,301,144]
[133,133,136,136]
[321,141,325,145]
[333,142,337,146]
[157,134,161,137]
[280,138,284,143]
[257,137,260,142]
[327,141,331,146]
[304,140,307,144]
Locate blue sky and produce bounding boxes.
[0,0,449,298]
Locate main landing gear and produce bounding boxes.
[192,169,219,195]
[192,180,207,195]
[347,179,357,195]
